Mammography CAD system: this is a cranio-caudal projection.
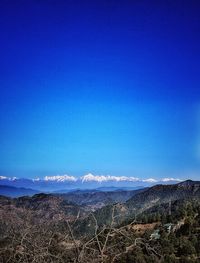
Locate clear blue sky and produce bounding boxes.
[0,0,200,180]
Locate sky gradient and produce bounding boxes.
[0,0,200,180]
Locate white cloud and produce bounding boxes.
[161,177,182,182]
[44,175,77,182]
[81,173,140,183]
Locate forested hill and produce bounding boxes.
[126,179,200,210]
[0,180,200,262]
[76,180,200,234]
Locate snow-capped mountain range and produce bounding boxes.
[0,173,183,192]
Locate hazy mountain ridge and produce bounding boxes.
[0,185,39,197]
[0,186,147,212]
[56,188,146,208]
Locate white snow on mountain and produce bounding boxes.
[0,176,17,181]
[81,173,139,183]
[0,176,7,180]
[44,175,77,182]
[32,178,40,182]
[142,178,158,183]
[0,174,183,185]
[80,173,182,184]
[161,177,182,182]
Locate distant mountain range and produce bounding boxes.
[0,173,183,192]
[0,185,39,197]
[1,179,199,238]
[0,184,146,204]
[1,179,199,219]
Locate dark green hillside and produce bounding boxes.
[127,180,200,211]
[75,180,200,235]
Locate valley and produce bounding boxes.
[0,180,200,262]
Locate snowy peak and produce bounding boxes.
[81,173,140,183]
[44,175,77,182]
[80,173,181,184]
[0,174,183,191]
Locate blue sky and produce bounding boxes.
[0,0,200,180]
